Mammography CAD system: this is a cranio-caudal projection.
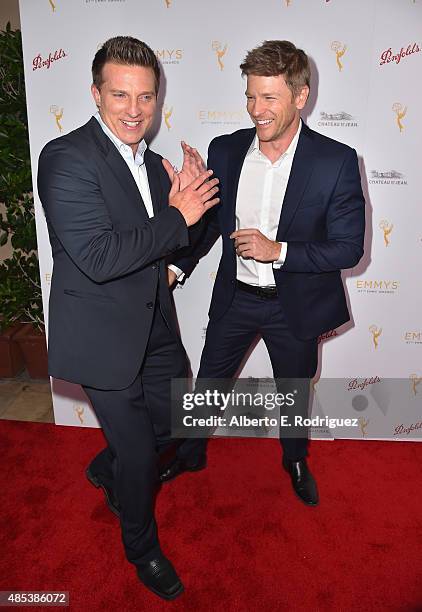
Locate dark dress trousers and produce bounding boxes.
[174,123,365,461]
[38,117,189,564]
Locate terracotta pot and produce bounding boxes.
[0,323,26,377]
[14,324,49,379]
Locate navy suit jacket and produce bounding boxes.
[174,123,365,340]
[38,117,188,390]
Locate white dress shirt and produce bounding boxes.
[235,121,301,286]
[94,112,154,218]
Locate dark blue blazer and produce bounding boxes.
[38,117,188,390]
[174,123,365,340]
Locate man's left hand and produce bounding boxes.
[162,141,206,191]
[230,228,281,262]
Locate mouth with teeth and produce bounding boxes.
[255,119,273,127]
[121,119,142,130]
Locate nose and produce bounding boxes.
[250,99,264,117]
[127,97,141,118]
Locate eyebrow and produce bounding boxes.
[109,89,155,95]
[245,91,280,96]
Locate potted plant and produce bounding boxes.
[0,23,48,378]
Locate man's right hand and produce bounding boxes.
[169,170,219,227]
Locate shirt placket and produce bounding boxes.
[258,159,274,286]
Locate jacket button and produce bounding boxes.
[146,302,154,309]
[230,279,235,285]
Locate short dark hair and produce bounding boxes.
[92,36,160,93]
[240,40,310,96]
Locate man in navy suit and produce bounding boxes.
[38,36,219,600]
[162,40,365,506]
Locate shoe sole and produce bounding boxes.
[86,468,120,518]
[160,463,206,484]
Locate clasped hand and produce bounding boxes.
[230,228,281,263]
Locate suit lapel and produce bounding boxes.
[88,117,149,220]
[276,123,316,239]
[144,149,163,216]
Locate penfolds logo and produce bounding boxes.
[380,42,420,66]
[317,329,337,344]
[347,376,381,392]
[32,48,67,71]
[394,421,422,436]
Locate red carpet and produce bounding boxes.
[0,420,421,611]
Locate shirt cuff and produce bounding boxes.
[168,264,185,281]
[272,242,288,269]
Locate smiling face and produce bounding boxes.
[246,73,308,148]
[91,62,157,153]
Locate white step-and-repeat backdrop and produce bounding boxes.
[19,0,421,439]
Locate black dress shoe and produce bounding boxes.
[86,467,120,517]
[136,554,184,600]
[160,455,206,483]
[282,458,319,506]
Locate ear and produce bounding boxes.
[295,86,309,110]
[91,83,101,108]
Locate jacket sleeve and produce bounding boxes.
[37,139,189,284]
[280,148,365,273]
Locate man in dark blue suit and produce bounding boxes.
[38,37,219,600]
[163,40,365,506]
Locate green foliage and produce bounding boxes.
[0,23,43,332]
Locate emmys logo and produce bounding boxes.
[164,0,172,6]
[410,374,422,395]
[379,220,393,247]
[48,0,56,11]
[392,102,406,132]
[33,49,67,71]
[198,109,246,126]
[285,0,292,5]
[163,105,173,130]
[358,417,369,437]
[212,41,228,71]
[331,41,347,71]
[74,405,85,425]
[356,280,399,295]
[155,49,183,65]
[50,105,63,132]
[369,170,407,186]
[404,332,422,345]
[317,111,357,128]
[209,271,217,280]
[380,43,420,66]
[369,325,382,350]
[45,273,52,284]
